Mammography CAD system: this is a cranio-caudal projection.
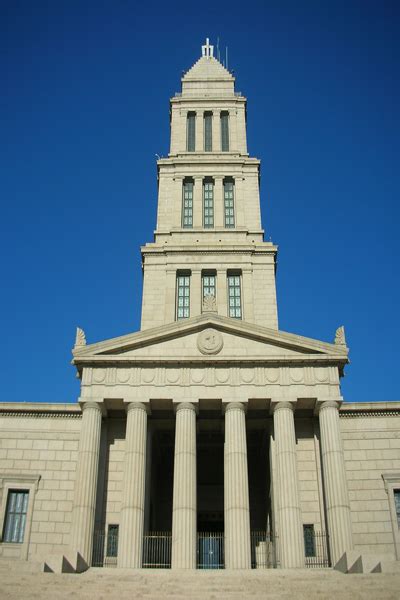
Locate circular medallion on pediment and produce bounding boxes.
[117,368,131,383]
[166,368,180,384]
[265,367,280,383]
[315,367,328,382]
[197,328,223,355]
[93,369,106,383]
[290,368,303,383]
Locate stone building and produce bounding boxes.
[0,41,399,573]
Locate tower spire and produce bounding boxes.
[201,38,214,59]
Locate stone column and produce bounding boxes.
[171,403,197,569]
[224,402,251,569]
[318,400,353,565]
[118,402,148,568]
[272,401,304,568]
[71,401,102,564]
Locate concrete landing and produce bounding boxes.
[1,565,399,599]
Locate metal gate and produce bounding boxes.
[142,532,172,568]
[250,531,278,568]
[197,532,224,569]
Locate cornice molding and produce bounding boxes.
[72,314,348,362]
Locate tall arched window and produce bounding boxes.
[186,112,196,151]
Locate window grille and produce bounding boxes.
[224,180,235,228]
[182,180,193,228]
[227,273,242,319]
[203,181,214,228]
[303,524,316,557]
[106,524,119,557]
[220,111,229,151]
[395,490,400,527]
[187,112,196,151]
[204,112,212,151]
[177,273,190,319]
[3,490,29,543]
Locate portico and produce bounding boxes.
[71,313,351,570]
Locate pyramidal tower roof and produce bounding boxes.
[181,38,235,97]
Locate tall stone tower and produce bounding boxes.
[71,41,352,572]
[140,39,278,331]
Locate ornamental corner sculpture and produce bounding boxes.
[75,327,87,347]
[334,325,346,346]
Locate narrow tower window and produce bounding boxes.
[203,180,214,228]
[187,112,196,152]
[227,272,242,319]
[182,179,193,228]
[224,179,235,228]
[220,111,229,151]
[202,272,216,301]
[3,490,29,543]
[176,272,191,319]
[204,112,212,151]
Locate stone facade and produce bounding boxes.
[1,42,399,571]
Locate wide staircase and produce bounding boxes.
[1,559,400,600]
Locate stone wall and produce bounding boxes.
[340,405,400,559]
[0,405,81,562]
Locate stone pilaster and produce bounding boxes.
[171,403,197,569]
[193,177,203,228]
[224,402,251,569]
[118,402,148,568]
[272,401,304,568]
[71,401,102,564]
[214,176,224,228]
[318,400,353,565]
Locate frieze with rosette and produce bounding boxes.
[83,365,339,393]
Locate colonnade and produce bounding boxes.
[70,398,353,569]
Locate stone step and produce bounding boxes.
[0,558,43,573]
[43,551,88,574]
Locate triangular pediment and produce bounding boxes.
[72,315,348,366]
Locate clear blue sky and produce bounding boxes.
[1,1,398,404]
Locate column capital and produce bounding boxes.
[315,398,342,414]
[174,402,197,414]
[224,401,246,414]
[125,402,150,415]
[79,400,104,415]
[270,400,296,414]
